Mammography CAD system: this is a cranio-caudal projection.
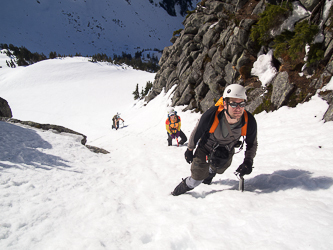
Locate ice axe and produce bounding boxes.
[235,172,244,192]
[176,137,179,147]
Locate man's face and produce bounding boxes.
[224,98,246,120]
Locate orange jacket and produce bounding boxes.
[165,115,181,134]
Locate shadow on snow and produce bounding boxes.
[189,169,333,198]
[0,122,73,171]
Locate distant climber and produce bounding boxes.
[165,109,187,146]
[112,113,124,130]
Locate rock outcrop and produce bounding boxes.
[0,117,110,154]
[0,97,12,118]
[146,0,333,121]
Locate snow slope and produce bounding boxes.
[1,57,333,249]
[0,0,200,56]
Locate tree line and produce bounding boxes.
[0,43,161,72]
[1,43,47,67]
[90,50,160,72]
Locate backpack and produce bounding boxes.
[167,115,180,134]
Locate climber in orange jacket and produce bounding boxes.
[165,109,187,146]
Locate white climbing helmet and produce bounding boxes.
[167,108,177,117]
[223,84,247,101]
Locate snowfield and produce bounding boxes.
[0,0,201,56]
[1,57,333,250]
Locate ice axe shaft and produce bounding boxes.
[235,172,244,192]
[239,175,244,192]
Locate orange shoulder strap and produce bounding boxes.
[241,110,248,136]
[209,97,248,136]
[209,97,224,133]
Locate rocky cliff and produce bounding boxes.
[146,0,333,121]
[0,97,12,118]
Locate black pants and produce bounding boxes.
[191,146,234,180]
[167,130,187,146]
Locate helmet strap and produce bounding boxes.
[225,103,237,120]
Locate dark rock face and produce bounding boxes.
[0,97,12,118]
[146,0,333,121]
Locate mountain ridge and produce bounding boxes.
[1,0,199,56]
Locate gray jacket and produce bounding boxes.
[188,107,258,165]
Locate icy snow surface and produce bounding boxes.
[1,56,333,249]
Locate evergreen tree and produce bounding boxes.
[132,84,140,100]
[140,87,145,99]
[49,51,57,59]
[144,81,153,96]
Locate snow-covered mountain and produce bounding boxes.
[1,0,199,56]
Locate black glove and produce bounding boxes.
[236,160,253,176]
[184,149,194,164]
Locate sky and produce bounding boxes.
[1,50,333,249]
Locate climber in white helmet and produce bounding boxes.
[171,84,258,196]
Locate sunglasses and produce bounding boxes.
[228,101,246,108]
